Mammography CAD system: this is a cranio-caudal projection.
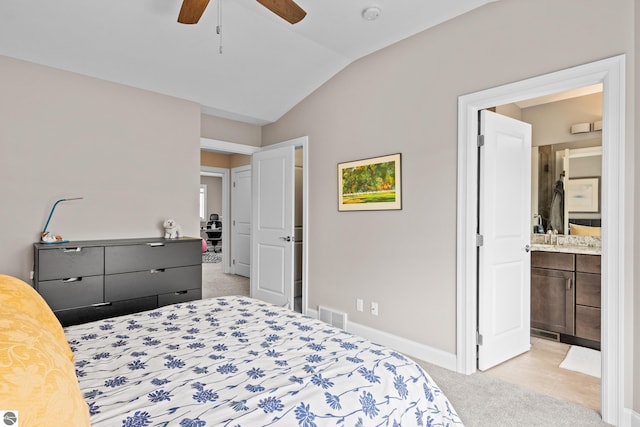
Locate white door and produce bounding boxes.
[478,110,532,371]
[250,146,295,308]
[232,166,251,277]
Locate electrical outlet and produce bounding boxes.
[356,298,364,312]
[370,302,379,316]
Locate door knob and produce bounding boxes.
[525,244,531,253]
[280,236,292,242]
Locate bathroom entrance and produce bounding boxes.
[456,55,626,425]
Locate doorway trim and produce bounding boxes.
[456,55,626,425]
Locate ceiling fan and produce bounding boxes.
[177,0,306,25]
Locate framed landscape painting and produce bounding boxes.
[338,153,402,211]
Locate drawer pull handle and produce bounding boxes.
[150,269,166,273]
[91,302,112,308]
[63,277,82,283]
[63,247,82,253]
[174,290,188,295]
[147,243,165,247]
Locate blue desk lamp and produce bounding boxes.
[40,197,83,244]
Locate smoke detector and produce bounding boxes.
[362,6,381,21]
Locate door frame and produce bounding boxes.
[456,55,626,425]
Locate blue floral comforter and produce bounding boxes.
[65,296,464,427]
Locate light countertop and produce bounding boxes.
[530,243,601,255]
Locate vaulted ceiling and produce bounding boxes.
[0,0,494,124]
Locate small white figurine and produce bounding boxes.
[163,219,182,239]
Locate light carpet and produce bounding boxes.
[560,345,601,378]
[201,261,249,299]
[419,361,609,426]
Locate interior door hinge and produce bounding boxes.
[476,234,484,247]
[477,134,485,147]
[476,331,483,346]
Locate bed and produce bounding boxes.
[1,275,464,427]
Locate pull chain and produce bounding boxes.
[216,0,223,54]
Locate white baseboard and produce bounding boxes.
[306,307,457,371]
[625,408,640,427]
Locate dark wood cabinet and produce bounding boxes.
[531,267,574,335]
[531,252,575,335]
[531,251,601,349]
[575,254,601,343]
[34,237,202,326]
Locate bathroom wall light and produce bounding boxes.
[362,6,381,21]
[593,120,602,131]
[570,123,591,134]
[570,119,602,134]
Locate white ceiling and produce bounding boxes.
[0,0,494,124]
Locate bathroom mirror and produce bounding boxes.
[493,85,603,236]
[535,141,602,235]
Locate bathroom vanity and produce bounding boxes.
[530,242,601,350]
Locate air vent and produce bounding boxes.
[318,306,347,330]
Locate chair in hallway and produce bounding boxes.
[205,213,222,253]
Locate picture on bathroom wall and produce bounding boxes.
[338,153,402,211]
[567,177,600,213]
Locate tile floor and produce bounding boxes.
[481,337,601,413]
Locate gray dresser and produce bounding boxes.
[33,237,202,326]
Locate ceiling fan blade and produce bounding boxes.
[178,0,211,24]
[256,0,307,24]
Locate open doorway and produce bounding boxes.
[481,86,603,412]
[200,136,309,315]
[456,55,626,426]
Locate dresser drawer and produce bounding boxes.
[531,251,574,271]
[37,246,104,281]
[55,296,158,327]
[105,240,201,274]
[158,288,202,307]
[38,275,104,311]
[576,272,601,308]
[105,265,201,301]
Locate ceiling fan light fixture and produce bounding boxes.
[362,6,381,21]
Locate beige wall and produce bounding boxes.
[200,175,223,221]
[522,93,603,147]
[201,114,261,147]
[201,151,231,168]
[201,151,251,169]
[263,0,637,410]
[0,56,201,282]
